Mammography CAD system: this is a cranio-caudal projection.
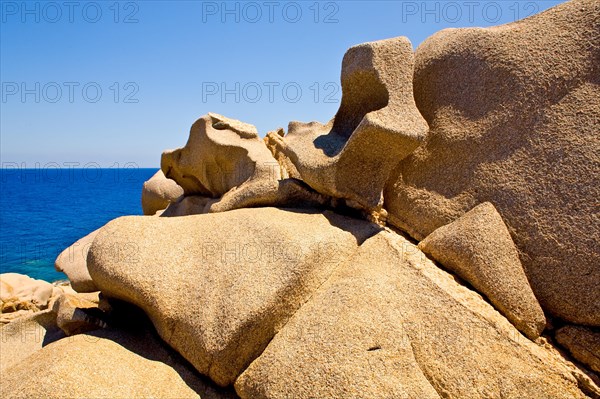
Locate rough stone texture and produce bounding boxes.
[54,229,99,292]
[161,195,212,217]
[266,36,428,210]
[0,309,65,372]
[556,325,600,373]
[0,324,237,399]
[0,273,55,312]
[53,292,111,336]
[88,207,379,386]
[141,170,184,215]
[384,0,600,325]
[236,231,588,399]
[160,181,329,218]
[0,309,34,324]
[0,282,68,324]
[418,202,546,340]
[162,113,285,213]
[3,2,597,396]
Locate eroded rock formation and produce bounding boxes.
[87,208,379,386]
[236,231,589,398]
[384,0,600,326]
[556,325,600,374]
[161,113,280,213]
[0,273,58,316]
[0,309,65,371]
[161,113,327,214]
[5,1,598,397]
[267,36,428,211]
[52,291,111,336]
[0,325,236,399]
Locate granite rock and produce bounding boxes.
[88,207,379,386]
[236,231,588,399]
[141,170,184,215]
[268,37,428,211]
[418,202,546,339]
[384,0,600,325]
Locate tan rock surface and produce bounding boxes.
[236,231,587,399]
[384,0,600,325]
[0,308,35,324]
[161,195,212,217]
[3,2,595,398]
[418,202,546,339]
[160,181,329,218]
[556,325,600,373]
[88,207,379,386]
[141,169,184,215]
[0,323,237,399]
[268,36,428,210]
[53,292,111,336]
[161,113,284,213]
[0,309,65,372]
[54,229,99,292]
[0,273,54,312]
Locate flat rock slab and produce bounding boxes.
[88,207,379,386]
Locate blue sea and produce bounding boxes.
[0,168,158,282]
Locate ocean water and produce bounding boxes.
[0,168,158,282]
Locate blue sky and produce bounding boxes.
[1,0,564,167]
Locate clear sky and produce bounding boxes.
[1,0,564,167]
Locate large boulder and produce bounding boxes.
[267,36,428,210]
[236,231,589,399]
[0,324,236,399]
[54,229,99,292]
[384,0,600,325]
[87,207,379,386]
[418,202,546,339]
[141,170,184,215]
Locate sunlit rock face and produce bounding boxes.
[87,208,380,386]
[267,36,428,211]
[20,1,599,398]
[385,0,600,326]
